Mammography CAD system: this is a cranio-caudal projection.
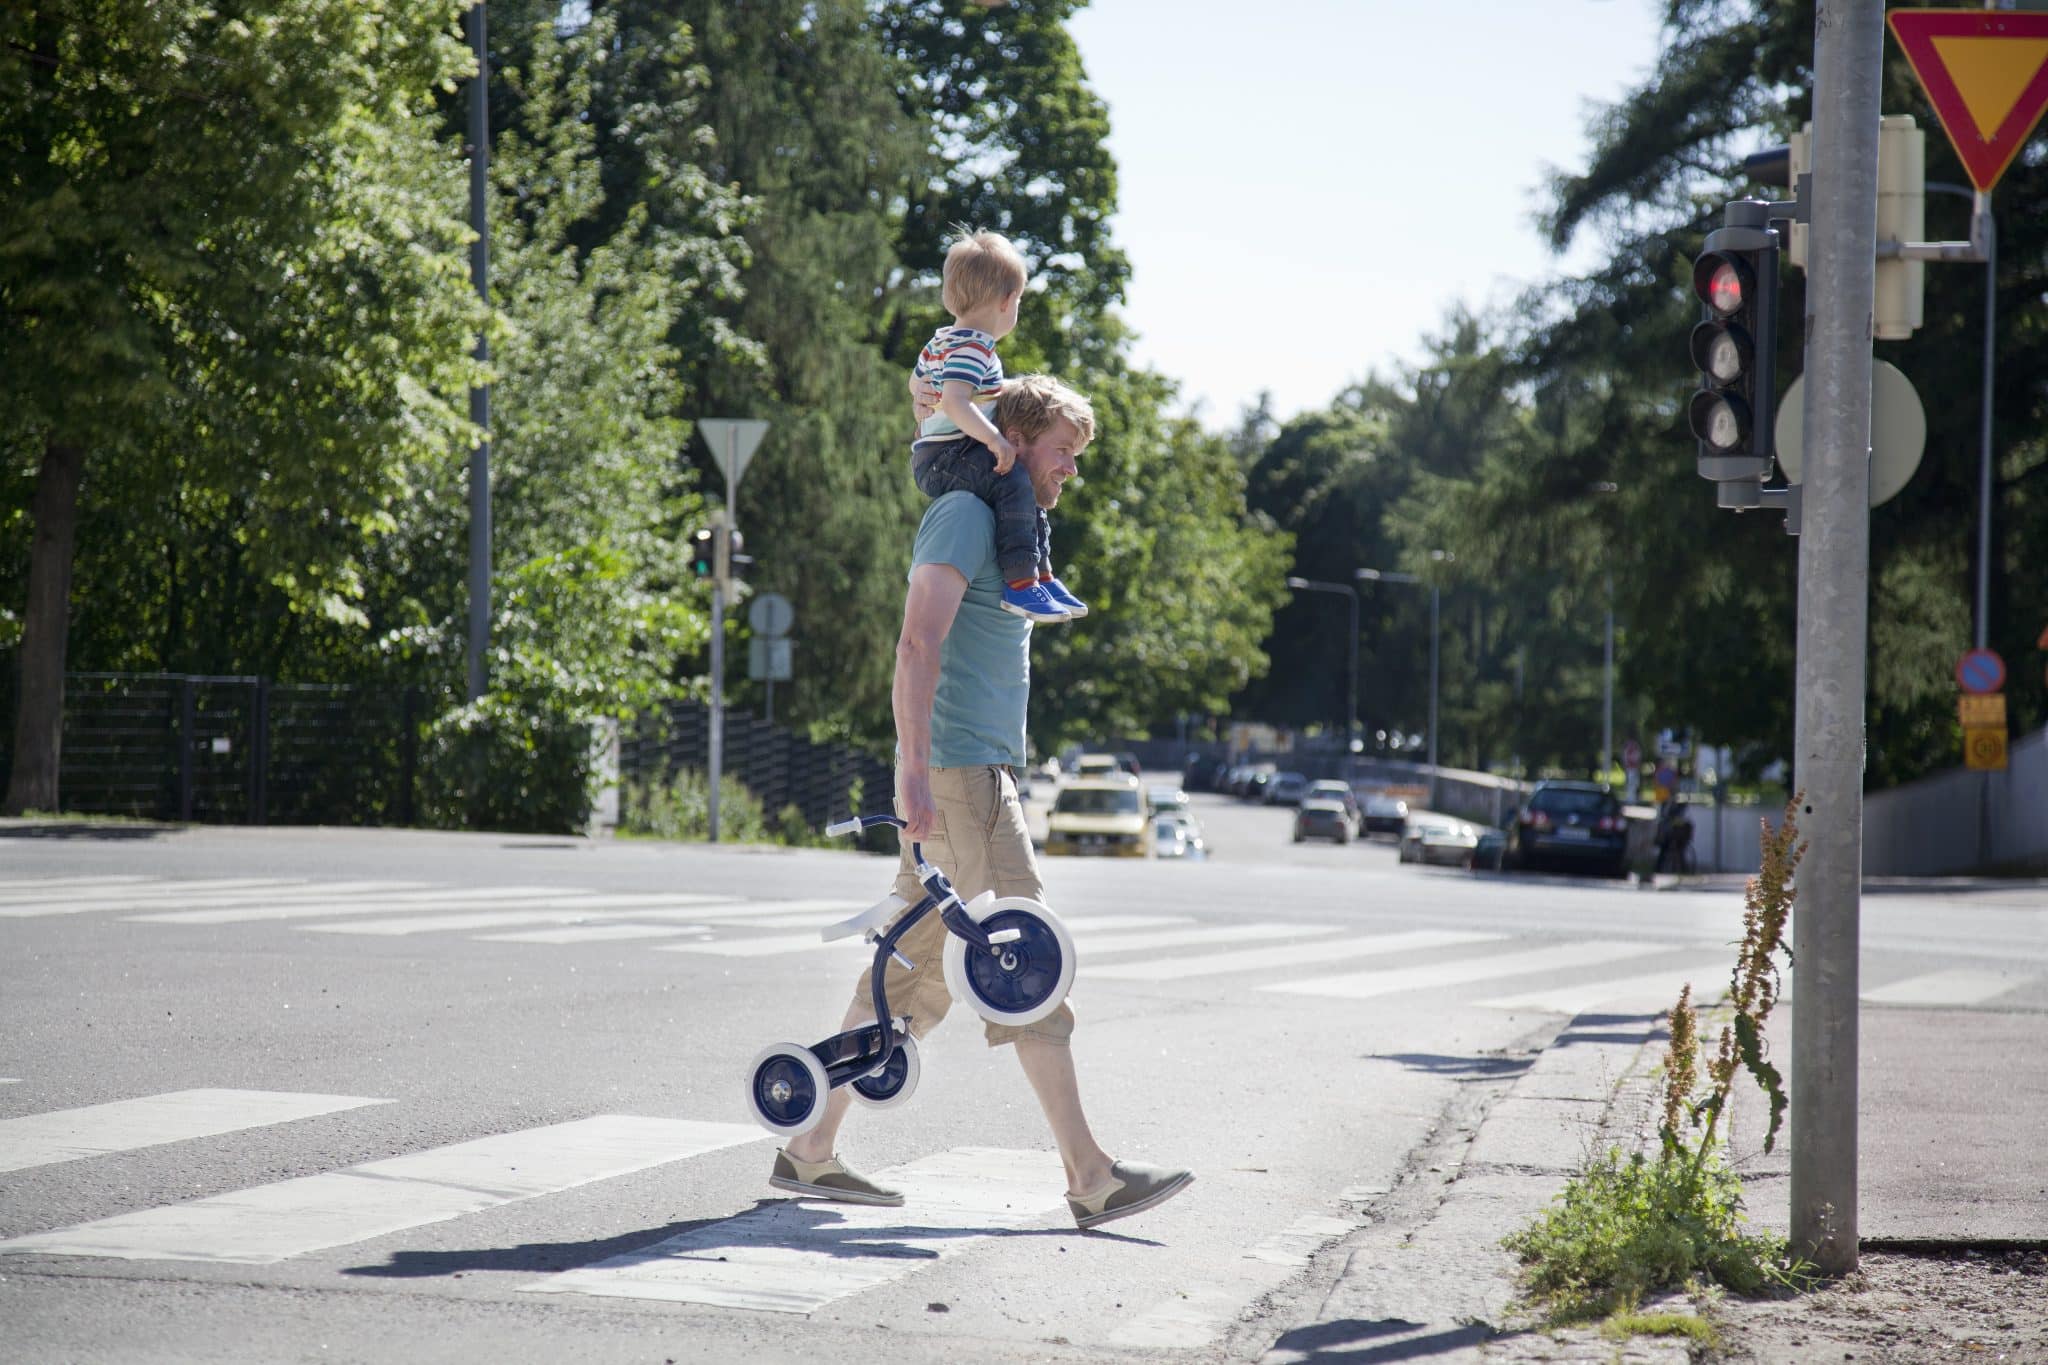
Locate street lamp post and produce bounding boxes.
[1284,577,1360,755]
[1357,556,1447,808]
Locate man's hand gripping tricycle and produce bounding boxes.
[743,813,1077,1136]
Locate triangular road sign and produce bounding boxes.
[1888,9,2048,192]
[697,419,769,488]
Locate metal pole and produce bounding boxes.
[1347,589,1360,755]
[1427,583,1440,809]
[465,1,491,703]
[1973,191,1995,651]
[1602,573,1615,784]
[709,427,739,844]
[1790,0,1880,1278]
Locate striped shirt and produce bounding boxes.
[913,326,1003,442]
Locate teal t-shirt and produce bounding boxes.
[911,492,1031,767]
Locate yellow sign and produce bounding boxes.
[1958,693,2007,728]
[1964,726,2008,771]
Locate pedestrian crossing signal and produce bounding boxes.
[689,527,714,578]
[1688,200,1780,486]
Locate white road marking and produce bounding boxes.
[656,911,1199,959]
[1478,962,1733,1015]
[0,1090,389,1175]
[0,879,314,917]
[1079,922,1339,957]
[1266,940,1672,1001]
[1862,968,2033,1006]
[129,888,720,925]
[522,1146,1069,1313]
[0,875,153,895]
[301,896,746,936]
[670,900,879,923]
[475,923,711,945]
[0,1078,20,1086]
[0,1116,763,1264]
[1092,929,1503,982]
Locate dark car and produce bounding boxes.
[1264,771,1309,806]
[1508,781,1629,876]
[1360,792,1410,835]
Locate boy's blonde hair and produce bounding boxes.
[993,374,1095,448]
[941,226,1028,316]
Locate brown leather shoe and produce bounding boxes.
[769,1149,904,1206]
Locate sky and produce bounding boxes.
[1064,0,1671,428]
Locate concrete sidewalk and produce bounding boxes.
[1260,999,2047,1363]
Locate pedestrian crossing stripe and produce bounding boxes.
[0,878,321,917]
[1265,940,1671,1001]
[1477,962,1734,1015]
[0,1116,765,1265]
[1091,929,1502,982]
[135,890,729,927]
[1860,967,2031,1006]
[521,1146,1070,1314]
[0,1089,389,1175]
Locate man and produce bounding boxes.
[769,375,1193,1232]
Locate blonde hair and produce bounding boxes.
[940,226,1028,316]
[993,374,1095,448]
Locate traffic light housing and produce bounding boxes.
[689,527,714,577]
[1687,200,1779,484]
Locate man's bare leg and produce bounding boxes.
[781,999,868,1165]
[1015,1035,1114,1196]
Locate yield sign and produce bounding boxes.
[697,418,769,489]
[1887,9,2048,192]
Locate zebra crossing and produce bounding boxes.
[2,873,2037,1014]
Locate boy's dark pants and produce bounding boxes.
[912,435,1049,585]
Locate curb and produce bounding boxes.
[1271,1009,1688,1364]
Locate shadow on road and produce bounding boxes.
[341,1199,1158,1279]
[1366,1053,1534,1082]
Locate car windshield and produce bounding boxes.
[1055,787,1142,816]
[1532,789,1612,815]
[1308,783,1349,798]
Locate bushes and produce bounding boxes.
[620,768,835,848]
[416,696,604,835]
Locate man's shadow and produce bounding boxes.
[343,1197,1158,1279]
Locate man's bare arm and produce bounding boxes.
[893,562,968,839]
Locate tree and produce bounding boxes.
[1,0,479,812]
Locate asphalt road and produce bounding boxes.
[2,803,2041,1363]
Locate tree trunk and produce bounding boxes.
[3,438,86,815]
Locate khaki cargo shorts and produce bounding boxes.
[843,764,1076,1047]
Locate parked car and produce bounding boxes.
[1263,771,1309,806]
[1293,798,1357,844]
[1147,784,1191,817]
[1507,780,1629,876]
[1045,776,1151,858]
[1242,769,1278,802]
[1304,779,1360,824]
[1154,811,1206,859]
[1398,817,1481,866]
[1360,792,1410,835]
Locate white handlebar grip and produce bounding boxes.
[826,818,862,837]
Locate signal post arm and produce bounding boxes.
[893,562,969,841]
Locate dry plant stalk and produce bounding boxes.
[1660,794,1806,1160]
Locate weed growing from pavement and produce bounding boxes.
[1504,795,1817,1326]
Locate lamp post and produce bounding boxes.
[1284,577,1360,755]
[1358,552,1449,808]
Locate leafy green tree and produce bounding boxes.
[1,0,480,812]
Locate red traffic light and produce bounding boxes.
[1692,252,1754,319]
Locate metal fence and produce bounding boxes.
[0,671,428,826]
[622,701,894,833]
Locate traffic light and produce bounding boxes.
[1687,200,1779,485]
[689,527,714,577]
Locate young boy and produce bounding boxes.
[908,228,1087,623]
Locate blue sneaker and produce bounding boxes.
[1001,581,1071,623]
[1042,577,1089,618]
